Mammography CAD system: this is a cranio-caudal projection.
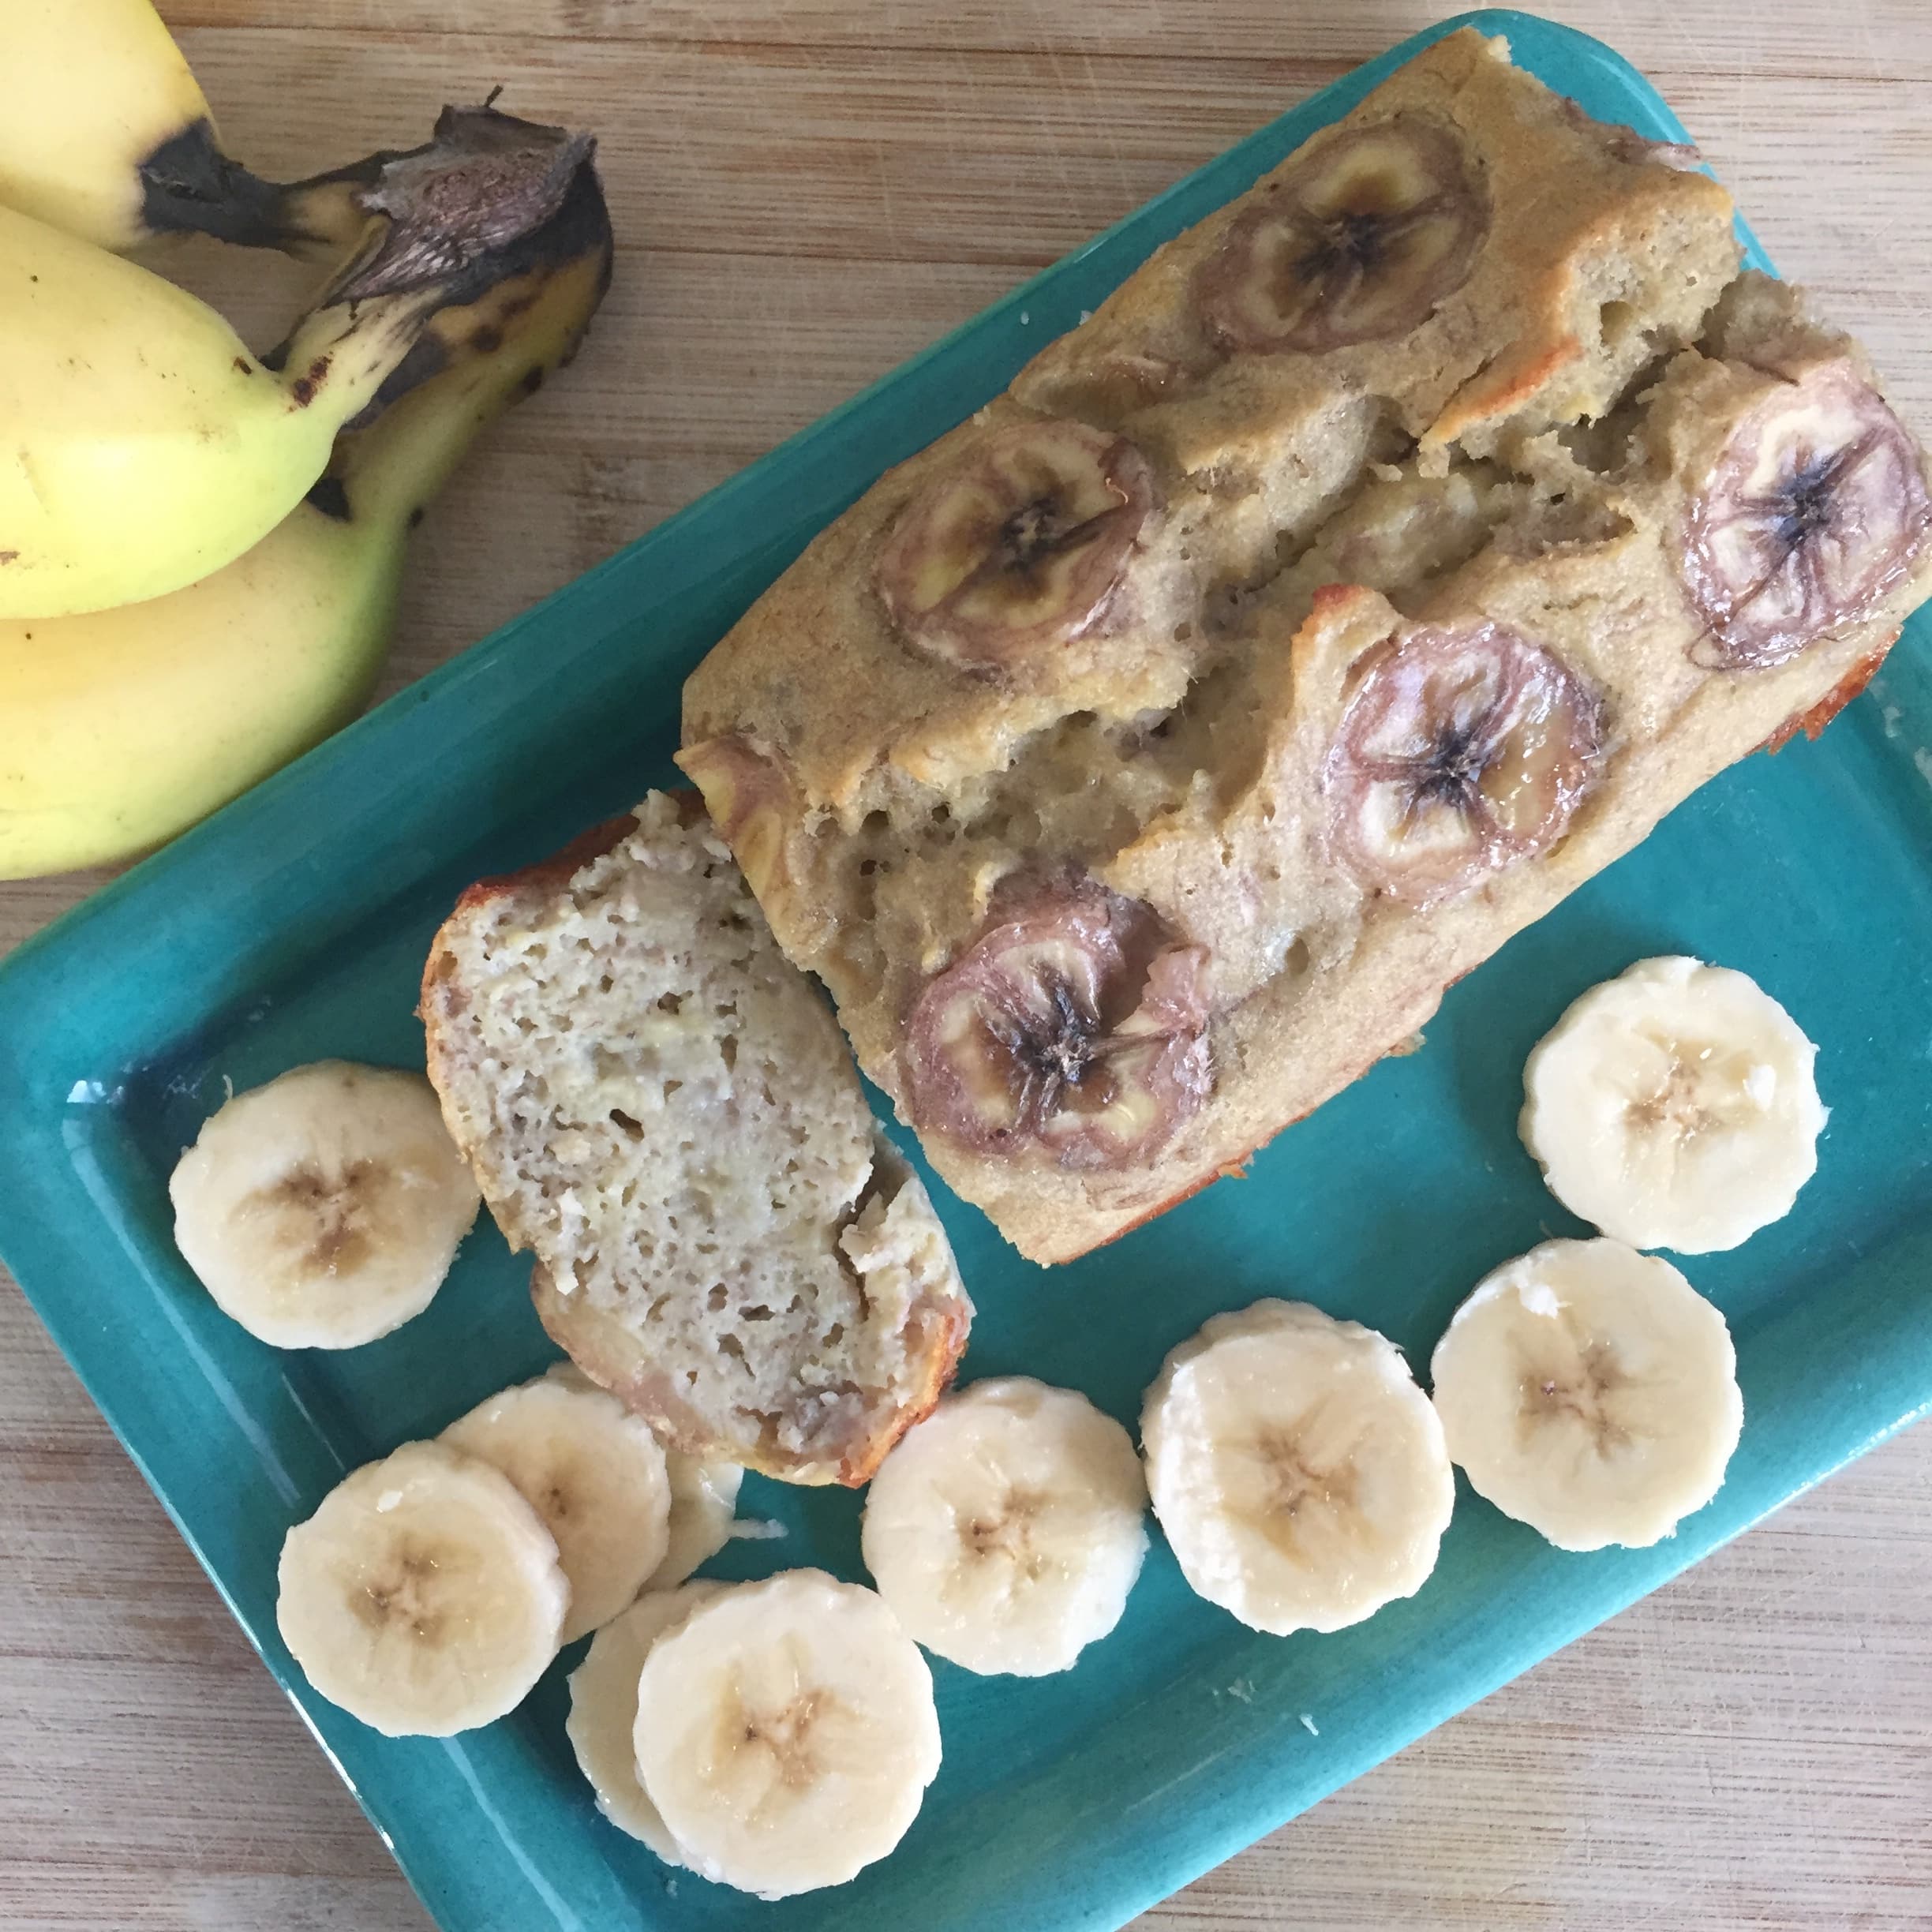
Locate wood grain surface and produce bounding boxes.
[3,2,1930,1926]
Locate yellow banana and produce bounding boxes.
[0,0,364,257]
[0,172,613,880]
[0,107,593,622]
[0,0,218,253]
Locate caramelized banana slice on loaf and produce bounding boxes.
[1680,363,1930,668]
[1324,620,1604,904]
[1196,118,1489,354]
[901,881,1211,1170]
[875,420,1159,675]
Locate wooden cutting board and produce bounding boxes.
[2,3,1929,1926]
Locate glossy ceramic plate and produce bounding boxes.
[2,13,1929,1930]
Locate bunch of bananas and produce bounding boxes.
[0,0,615,878]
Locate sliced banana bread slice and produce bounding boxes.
[420,792,972,1486]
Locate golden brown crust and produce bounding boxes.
[446,816,635,921]
[1762,641,1893,752]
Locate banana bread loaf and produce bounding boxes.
[420,793,973,1484]
[678,28,1932,1264]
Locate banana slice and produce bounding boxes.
[443,1376,672,1643]
[672,732,796,902]
[652,1455,745,1587]
[276,1439,568,1737]
[1323,620,1604,906]
[1429,1237,1743,1551]
[1681,362,1930,668]
[169,1061,480,1350]
[860,1376,1148,1676]
[1196,118,1489,354]
[566,1579,728,1861]
[1521,956,1827,1253]
[632,1570,941,1899]
[543,1360,743,1587]
[874,418,1158,673]
[1142,1301,1453,1636]
[900,878,1211,1170]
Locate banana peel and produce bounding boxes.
[0,158,613,880]
[0,107,593,621]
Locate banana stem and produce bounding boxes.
[139,106,596,265]
[258,108,602,436]
[136,119,303,249]
[320,164,615,535]
[267,285,447,429]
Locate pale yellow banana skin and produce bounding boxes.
[0,515,403,878]
[0,204,429,622]
[0,0,210,252]
[0,245,610,879]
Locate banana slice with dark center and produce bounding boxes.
[874,421,1158,673]
[1680,363,1931,668]
[901,882,1211,1170]
[1196,118,1488,355]
[1324,620,1604,904]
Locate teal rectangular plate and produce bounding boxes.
[2,13,1929,1930]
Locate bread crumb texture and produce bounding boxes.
[422,794,972,1485]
